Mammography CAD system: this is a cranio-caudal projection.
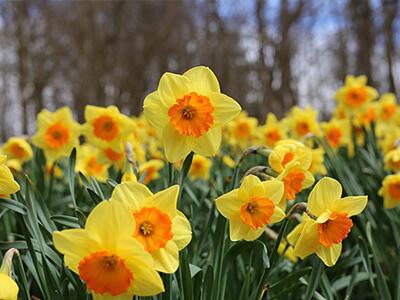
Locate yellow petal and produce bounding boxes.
[162,125,195,163]
[0,165,19,196]
[307,177,342,216]
[262,180,284,205]
[52,229,100,273]
[0,273,19,300]
[172,212,192,250]
[287,221,305,246]
[270,206,286,223]
[85,201,135,247]
[148,185,179,218]
[192,127,221,157]
[215,189,241,219]
[292,219,319,259]
[333,196,368,217]
[316,243,342,267]
[111,181,153,211]
[229,217,263,241]
[238,175,265,201]
[158,72,191,107]
[143,91,169,129]
[183,66,220,94]
[150,241,179,274]
[211,92,242,126]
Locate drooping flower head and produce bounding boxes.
[32,107,81,164]
[1,137,32,164]
[143,66,241,162]
[269,139,312,173]
[288,177,367,266]
[215,175,285,241]
[53,201,164,299]
[0,155,20,198]
[110,182,192,273]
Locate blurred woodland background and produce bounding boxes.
[0,0,399,140]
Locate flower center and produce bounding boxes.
[265,129,281,145]
[78,251,133,296]
[104,148,124,162]
[93,115,119,141]
[388,182,400,200]
[240,196,275,229]
[283,171,305,200]
[295,121,310,136]
[86,157,104,175]
[168,92,214,137]
[317,211,353,248]
[133,207,173,252]
[281,152,295,167]
[236,122,251,138]
[10,143,26,158]
[382,104,397,120]
[345,87,367,107]
[326,127,342,148]
[45,123,69,149]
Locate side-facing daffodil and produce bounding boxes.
[335,75,378,113]
[215,175,285,241]
[379,174,400,209]
[83,105,135,152]
[1,137,32,163]
[143,66,241,162]
[138,159,165,185]
[269,139,312,173]
[53,200,164,299]
[32,107,81,164]
[276,161,314,209]
[75,145,109,182]
[189,155,212,180]
[288,177,367,266]
[0,155,20,197]
[110,182,192,273]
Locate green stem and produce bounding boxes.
[15,253,30,300]
[256,217,290,300]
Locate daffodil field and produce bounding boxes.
[1,66,399,300]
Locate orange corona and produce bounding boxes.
[317,212,353,248]
[45,123,69,149]
[283,171,305,200]
[239,196,275,229]
[93,115,119,141]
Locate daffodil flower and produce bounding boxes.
[53,201,164,298]
[379,174,400,209]
[143,66,241,162]
[1,137,32,163]
[215,175,285,241]
[110,182,192,273]
[288,177,367,266]
[0,155,19,197]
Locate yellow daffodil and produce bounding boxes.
[335,75,378,113]
[32,107,81,164]
[0,155,20,197]
[215,175,285,241]
[377,93,398,124]
[110,182,192,273]
[379,174,400,209]
[276,162,314,209]
[143,66,241,162]
[98,147,126,171]
[0,249,19,300]
[53,200,164,298]
[308,148,327,176]
[353,102,377,129]
[75,145,109,182]
[138,159,165,184]
[189,155,212,180]
[258,113,287,147]
[288,177,367,266]
[384,148,400,172]
[289,107,321,139]
[1,137,32,163]
[227,113,258,149]
[321,119,351,151]
[83,105,135,152]
[269,139,312,173]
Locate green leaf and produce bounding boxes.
[304,258,324,300]
[0,197,27,215]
